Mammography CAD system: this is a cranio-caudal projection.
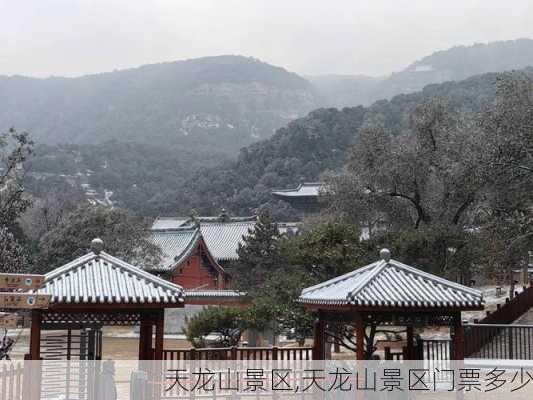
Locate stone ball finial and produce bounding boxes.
[91,238,104,254]
[380,248,391,262]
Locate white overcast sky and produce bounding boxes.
[2,0,533,78]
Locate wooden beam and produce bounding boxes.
[29,310,41,360]
[47,302,184,311]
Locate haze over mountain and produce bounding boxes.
[0,55,318,153]
[310,39,533,107]
[4,40,533,155]
[11,38,533,218]
[27,67,524,217]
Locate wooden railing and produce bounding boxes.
[160,347,314,399]
[481,282,533,324]
[465,324,533,359]
[420,339,452,362]
[162,346,313,362]
[383,346,405,360]
[0,363,24,400]
[464,282,533,358]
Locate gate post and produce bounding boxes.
[452,313,465,360]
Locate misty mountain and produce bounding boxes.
[0,55,319,153]
[26,68,517,218]
[310,38,533,107]
[170,68,508,219]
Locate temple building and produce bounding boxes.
[271,182,325,214]
[147,214,298,291]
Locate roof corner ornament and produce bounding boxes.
[189,209,200,227]
[91,238,104,255]
[379,248,391,262]
[219,208,230,222]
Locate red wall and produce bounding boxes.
[170,246,228,289]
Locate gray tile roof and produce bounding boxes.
[148,228,201,271]
[149,217,300,266]
[36,251,184,306]
[184,289,246,298]
[199,222,255,261]
[272,182,324,198]
[151,217,189,230]
[300,258,483,309]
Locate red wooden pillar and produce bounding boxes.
[29,310,42,360]
[452,313,465,360]
[406,325,414,359]
[153,310,165,400]
[139,314,153,360]
[27,310,43,400]
[154,310,165,360]
[354,313,365,361]
[312,312,326,360]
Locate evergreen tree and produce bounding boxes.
[233,212,283,290]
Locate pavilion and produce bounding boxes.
[29,238,185,360]
[299,249,484,360]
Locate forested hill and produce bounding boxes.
[0,55,318,153]
[25,68,520,217]
[311,38,533,107]
[171,69,525,219]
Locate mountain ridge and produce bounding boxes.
[0,55,319,153]
[310,38,533,107]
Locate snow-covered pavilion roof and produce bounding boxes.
[36,249,185,306]
[300,251,483,310]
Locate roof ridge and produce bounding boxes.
[301,262,379,295]
[170,229,203,267]
[150,226,199,233]
[347,260,387,300]
[389,259,482,297]
[44,252,97,280]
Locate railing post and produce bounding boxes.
[384,347,391,360]
[230,346,237,360]
[508,326,514,359]
[272,346,278,361]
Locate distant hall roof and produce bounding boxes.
[150,216,299,265]
[151,217,190,230]
[300,257,483,310]
[272,182,325,198]
[36,251,185,307]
